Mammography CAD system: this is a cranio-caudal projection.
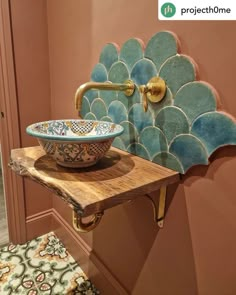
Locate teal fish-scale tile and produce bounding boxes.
[108,101,128,124]
[159,55,196,95]
[119,121,139,148]
[108,61,129,83]
[112,137,126,150]
[99,43,118,71]
[99,89,117,106]
[169,134,209,173]
[127,143,150,160]
[152,152,184,173]
[140,127,168,158]
[131,59,157,85]
[191,112,236,155]
[145,31,178,72]
[85,89,98,104]
[149,87,173,119]
[84,112,97,121]
[91,98,107,120]
[100,116,112,122]
[91,63,108,82]
[81,96,90,118]
[129,103,153,133]
[120,38,144,70]
[174,81,217,123]
[117,85,141,111]
[155,106,190,143]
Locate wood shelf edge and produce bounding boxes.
[9,146,180,217]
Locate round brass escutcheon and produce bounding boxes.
[146,77,166,103]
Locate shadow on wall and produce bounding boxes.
[183,145,236,185]
[90,183,198,294]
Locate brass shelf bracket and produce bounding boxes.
[145,186,167,228]
[72,210,104,233]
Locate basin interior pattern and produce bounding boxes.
[81,31,236,173]
[28,120,123,140]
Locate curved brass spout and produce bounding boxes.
[75,80,135,116]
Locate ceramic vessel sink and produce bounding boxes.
[26,119,124,168]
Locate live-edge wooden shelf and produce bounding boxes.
[10,146,180,218]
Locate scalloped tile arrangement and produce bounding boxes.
[81,31,236,173]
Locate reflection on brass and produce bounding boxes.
[72,210,104,233]
[140,85,148,112]
[145,186,167,228]
[139,77,166,112]
[75,80,135,117]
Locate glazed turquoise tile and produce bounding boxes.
[174,81,217,123]
[99,43,118,71]
[81,96,90,119]
[99,89,117,106]
[108,101,128,124]
[112,137,126,150]
[120,38,144,70]
[91,63,108,82]
[84,89,99,104]
[108,61,129,83]
[127,143,150,160]
[90,98,107,120]
[140,127,168,158]
[131,59,157,85]
[128,103,153,133]
[100,116,113,122]
[152,152,184,173]
[80,31,236,173]
[159,55,196,95]
[191,112,236,155]
[119,121,138,148]
[84,112,97,121]
[149,87,173,119]
[117,85,141,111]
[155,106,190,143]
[145,31,178,71]
[169,134,208,172]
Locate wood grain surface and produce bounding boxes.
[10,146,180,217]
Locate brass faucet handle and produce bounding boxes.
[139,85,149,112]
[139,77,167,112]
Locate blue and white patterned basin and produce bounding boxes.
[26,119,124,168]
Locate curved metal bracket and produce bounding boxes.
[145,186,167,228]
[72,210,104,233]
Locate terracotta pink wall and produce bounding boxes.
[10,0,52,218]
[47,1,236,294]
[9,0,236,294]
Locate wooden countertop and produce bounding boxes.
[10,146,180,217]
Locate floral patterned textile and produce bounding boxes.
[0,232,99,294]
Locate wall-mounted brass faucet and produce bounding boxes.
[74,76,166,116]
[75,80,135,117]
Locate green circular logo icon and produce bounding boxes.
[161,2,176,18]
